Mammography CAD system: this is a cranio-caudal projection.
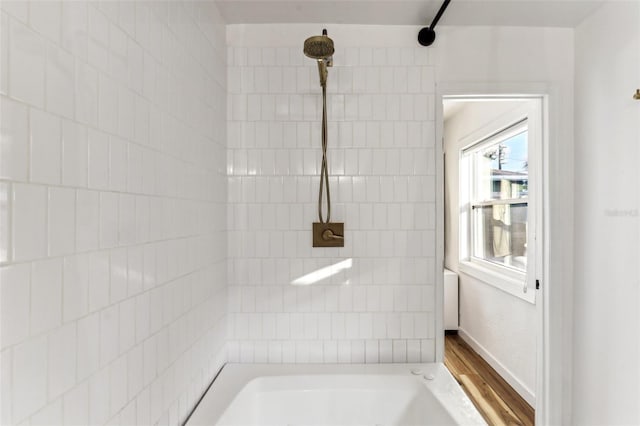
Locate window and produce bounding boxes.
[466,120,529,273]
[455,99,542,303]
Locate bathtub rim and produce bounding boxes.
[184,362,486,426]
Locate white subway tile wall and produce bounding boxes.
[0,1,227,424]
[226,28,437,363]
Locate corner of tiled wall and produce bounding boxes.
[226,26,438,365]
[0,1,228,424]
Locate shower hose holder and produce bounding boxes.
[313,222,344,247]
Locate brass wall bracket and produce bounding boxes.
[634,89,640,100]
[313,222,344,247]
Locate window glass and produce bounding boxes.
[468,123,529,273]
[472,203,528,270]
[475,130,528,202]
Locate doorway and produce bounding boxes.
[440,96,544,424]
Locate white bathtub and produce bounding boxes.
[185,363,486,425]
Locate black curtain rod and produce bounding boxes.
[430,0,451,30]
[418,0,452,47]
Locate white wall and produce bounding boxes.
[444,101,537,404]
[0,1,228,424]
[226,24,438,363]
[574,2,640,424]
[434,26,575,423]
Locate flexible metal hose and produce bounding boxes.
[318,83,331,224]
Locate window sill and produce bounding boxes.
[458,260,535,304]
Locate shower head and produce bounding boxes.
[304,29,335,60]
[304,29,334,87]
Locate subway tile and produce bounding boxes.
[88,366,110,425]
[30,258,63,336]
[127,39,143,94]
[9,19,46,107]
[63,254,89,322]
[87,129,109,190]
[12,183,47,261]
[109,355,127,416]
[420,339,435,362]
[117,88,135,141]
[265,341,281,363]
[134,96,150,146]
[135,293,150,343]
[30,108,61,185]
[413,93,430,121]
[142,244,155,290]
[88,251,109,312]
[110,247,127,303]
[127,245,143,296]
[407,67,421,93]
[100,304,119,366]
[245,62,269,89]
[48,187,75,256]
[47,322,76,399]
[77,312,100,382]
[350,340,365,363]
[407,339,421,363]
[268,68,282,93]
[0,183,10,263]
[99,192,119,248]
[29,1,61,43]
[98,74,118,134]
[420,66,436,92]
[75,62,99,126]
[88,4,109,45]
[0,263,30,348]
[46,44,75,118]
[400,313,414,338]
[127,343,143,398]
[118,194,135,245]
[392,339,407,362]
[62,2,88,60]
[109,137,127,192]
[13,335,48,422]
[363,339,377,363]
[63,382,89,426]
[414,312,430,338]
[0,97,29,181]
[62,120,88,187]
[87,35,109,74]
[75,190,99,252]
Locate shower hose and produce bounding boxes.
[318,84,331,224]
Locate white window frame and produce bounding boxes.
[458,103,541,304]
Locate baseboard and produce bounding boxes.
[458,328,536,407]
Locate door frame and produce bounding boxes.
[434,81,573,425]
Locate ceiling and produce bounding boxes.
[217,0,604,27]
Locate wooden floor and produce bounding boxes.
[444,333,535,426]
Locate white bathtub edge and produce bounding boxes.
[185,363,486,426]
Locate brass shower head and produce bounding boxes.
[303,30,334,60]
[304,29,334,88]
